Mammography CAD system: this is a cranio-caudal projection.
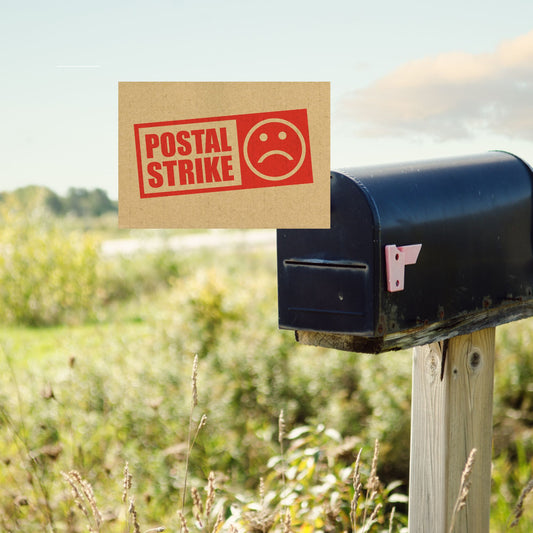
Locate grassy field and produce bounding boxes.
[0,205,532,531]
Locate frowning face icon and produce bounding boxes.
[243,118,306,181]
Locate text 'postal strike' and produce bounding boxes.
[134,109,313,198]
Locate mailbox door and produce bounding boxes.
[277,172,379,336]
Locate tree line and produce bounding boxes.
[0,185,118,217]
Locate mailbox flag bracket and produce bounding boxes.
[385,244,422,292]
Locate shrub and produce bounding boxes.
[97,250,185,304]
[0,201,98,326]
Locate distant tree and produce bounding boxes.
[64,187,117,216]
[88,188,117,216]
[45,190,66,215]
[65,188,86,216]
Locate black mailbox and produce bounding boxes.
[277,151,533,353]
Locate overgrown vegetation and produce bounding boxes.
[0,197,532,530]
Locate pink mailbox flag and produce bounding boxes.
[385,244,422,292]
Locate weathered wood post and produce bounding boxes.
[409,329,495,531]
[276,151,533,531]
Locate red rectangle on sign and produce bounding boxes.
[134,109,313,198]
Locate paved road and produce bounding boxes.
[101,229,276,256]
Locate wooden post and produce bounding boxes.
[408,327,495,532]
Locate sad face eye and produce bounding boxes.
[259,130,287,142]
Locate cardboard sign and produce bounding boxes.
[119,82,330,228]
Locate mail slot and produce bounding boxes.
[277,151,533,353]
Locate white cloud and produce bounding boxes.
[341,30,533,140]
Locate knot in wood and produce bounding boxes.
[468,350,482,372]
[425,349,440,381]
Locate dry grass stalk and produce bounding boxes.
[79,472,102,528]
[128,497,141,533]
[259,477,265,508]
[350,441,386,532]
[367,502,382,524]
[367,439,380,495]
[282,507,292,533]
[278,409,285,445]
[192,354,199,408]
[448,448,477,533]
[361,440,380,527]
[388,506,396,533]
[350,448,363,530]
[197,414,208,431]
[205,471,216,518]
[122,462,132,504]
[61,470,102,532]
[182,355,207,515]
[61,471,94,531]
[191,487,203,514]
[191,487,204,527]
[278,410,287,489]
[212,510,224,533]
[509,478,533,528]
[177,510,189,533]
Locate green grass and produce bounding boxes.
[1,325,71,365]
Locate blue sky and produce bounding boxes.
[1,0,533,199]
